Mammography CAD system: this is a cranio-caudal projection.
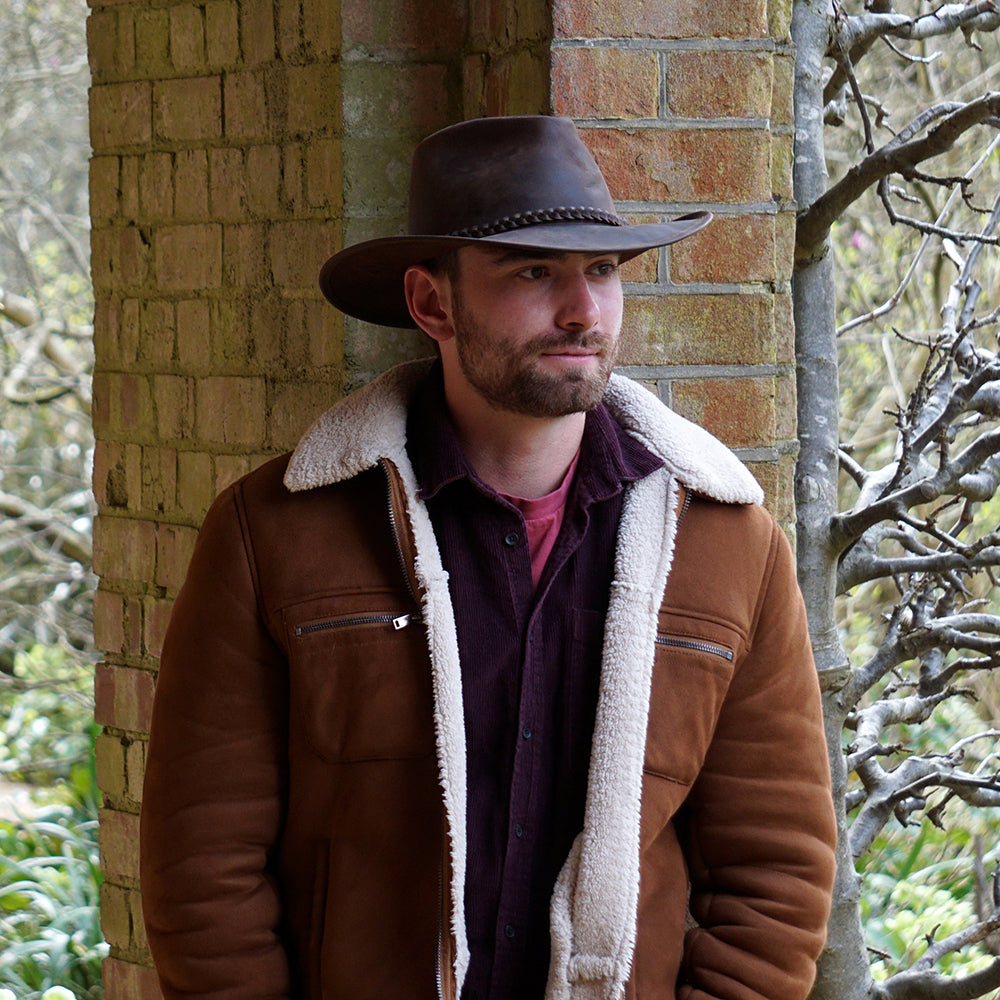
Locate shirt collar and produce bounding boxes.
[405,363,663,505]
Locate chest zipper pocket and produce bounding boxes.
[294,611,423,636]
[655,635,734,661]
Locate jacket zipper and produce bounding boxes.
[294,612,419,636]
[381,459,424,612]
[435,862,444,1000]
[655,635,734,661]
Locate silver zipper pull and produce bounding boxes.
[392,614,412,630]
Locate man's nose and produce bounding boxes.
[554,273,601,331]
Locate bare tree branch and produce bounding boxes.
[797,93,1000,258]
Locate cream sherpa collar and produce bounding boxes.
[284,358,763,506]
[282,357,763,999]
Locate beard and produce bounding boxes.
[451,294,619,418]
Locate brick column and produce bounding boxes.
[551,0,797,519]
[88,1,343,995]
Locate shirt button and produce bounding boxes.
[504,531,520,546]
[504,924,516,940]
[521,725,532,740]
[514,823,524,838]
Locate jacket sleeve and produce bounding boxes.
[140,484,293,999]
[679,519,836,1000]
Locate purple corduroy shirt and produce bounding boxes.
[406,368,663,1000]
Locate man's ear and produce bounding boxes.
[404,265,455,343]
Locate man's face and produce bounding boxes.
[444,245,624,418]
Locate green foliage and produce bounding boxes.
[860,817,998,981]
[0,646,93,784]
[0,764,105,999]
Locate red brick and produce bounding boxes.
[110,372,155,436]
[120,298,141,365]
[119,226,153,289]
[155,522,198,590]
[176,299,212,368]
[304,138,342,211]
[246,145,282,215]
[125,738,147,804]
[584,127,772,204]
[93,515,157,582]
[668,51,773,119]
[95,732,128,804]
[222,223,270,289]
[177,450,216,517]
[553,0,768,40]
[170,5,205,72]
[240,1,275,66]
[223,70,269,140]
[209,147,247,220]
[269,221,338,287]
[153,374,195,440]
[214,454,253,493]
[100,881,131,952]
[670,214,777,283]
[155,224,223,291]
[153,76,222,141]
[552,48,659,119]
[205,1,240,66]
[102,958,163,1000]
[142,446,178,513]
[773,53,795,126]
[124,596,144,659]
[87,9,119,80]
[140,299,176,365]
[483,50,549,117]
[175,149,210,221]
[93,589,125,654]
[134,9,171,77]
[196,376,267,446]
[672,376,775,449]
[139,152,173,221]
[120,155,140,219]
[287,64,340,136]
[267,380,338,451]
[248,293,287,368]
[301,0,339,58]
[282,144,304,212]
[621,293,775,366]
[90,82,152,149]
[145,598,175,659]
[90,155,121,223]
[95,664,156,731]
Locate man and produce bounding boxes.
[141,115,836,1000]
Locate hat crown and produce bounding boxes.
[407,116,619,238]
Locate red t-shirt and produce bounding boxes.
[500,450,581,589]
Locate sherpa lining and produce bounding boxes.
[283,358,762,998]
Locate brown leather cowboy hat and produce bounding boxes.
[318,115,711,329]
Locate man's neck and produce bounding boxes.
[443,381,586,498]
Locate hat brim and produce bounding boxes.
[318,211,712,329]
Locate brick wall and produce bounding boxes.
[88,1,795,995]
[550,0,798,519]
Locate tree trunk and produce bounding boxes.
[791,3,874,999]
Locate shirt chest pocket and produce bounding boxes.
[644,613,741,786]
[285,596,434,763]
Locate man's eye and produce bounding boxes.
[518,265,548,280]
[591,261,619,277]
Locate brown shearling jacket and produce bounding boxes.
[141,360,836,1000]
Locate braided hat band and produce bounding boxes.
[450,207,626,239]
